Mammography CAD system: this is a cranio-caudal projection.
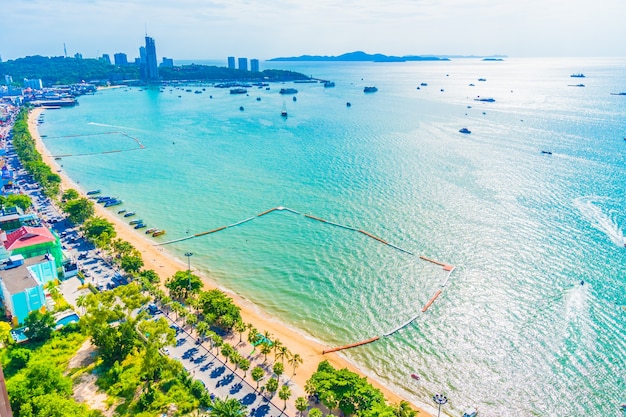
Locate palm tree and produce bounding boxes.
[278,385,292,410]
[234,320,247,344]
[251,366,265,389]
[196,321,210,342]
[308,409,323,417]
[239,358,250,378]
[295,397,308,417]
[260,342,272,363]
[76,294,87,314]
[276,345,290,365]
[209,397,247,417]
[272,338,283,358]
[394,400,417,417]
[288,353,303,376]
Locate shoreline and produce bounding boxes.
[27,107,435,417]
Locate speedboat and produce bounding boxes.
[117,209,127,214]
[541,150,553,155]
[145,228,158,234]
[474,97,495,102]
[129,219,143,225]
[281,110,288,118]
[124,211,136,217]
[104,199,122,207]
[134,223,147,229]
[459,128,471,134]
[462,407,478,417]
[152,230,166,237]
[410,374,420,381]
[570,73,585,78]
[86,189,101,195]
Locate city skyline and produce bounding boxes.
[2,0,626,61]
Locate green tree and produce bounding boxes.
[273,361,284,381]
[308,409,323,417]
[166,270,203,300]
[239,357,251,378]
[251,366,265,389]
[82,216,116,248]
[295,397,309,417]
[0,321,14,347]
[4,193,32,211]
[278,384,292,410]
[234,320,247,343]
[7,362,72,413]
[265,377,279,397]
[24,310,56,342]
[63,197,94,224]
[276,345,290,365]
[8,347,31,371]
[394,400,418,417]
[61,188,80,201]
[120,254,144,275]
[209,397,247,417]
[138,269,160,284]
[260,342,272,363]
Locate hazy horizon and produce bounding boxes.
[3,0,625,62]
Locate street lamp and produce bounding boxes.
[184,252,193,294]
[433,394,448,417]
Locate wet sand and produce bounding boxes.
[27,107,434,417]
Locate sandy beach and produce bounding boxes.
[27,107,434,417]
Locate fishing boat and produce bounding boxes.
[123,211,136,217]
[104,199,122,207]
[474,97,495,102]
[134,223,147,229]
[129,219,143,225]
[117,209,127,214]
[96,196,113,203]
[86,189,101,195]
[145,228,158,234]
[570,73,585,78]
[324,81,335,87]
[152,230,166,237]
[363,86,378,93]
[279,88,298,94]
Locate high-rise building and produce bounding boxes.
[250,59,260,73]
[146,36,159,81]
[227,56,236,69]
[160,57,174,68]
[238,57,248,71]
[23,79,43,90]
[114,53,128,66]
[139,46,147,79]
[74,52,83,60]
[101,54,111,65]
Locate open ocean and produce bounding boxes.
[39,57,626,417]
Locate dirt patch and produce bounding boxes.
[68,339,96,369]
[73,372,115,417]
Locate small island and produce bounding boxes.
[268,51,450,62]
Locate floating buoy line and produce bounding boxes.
[157,206,456,354]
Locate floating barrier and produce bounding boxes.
[49,131,145,158]
[228,216,255,228]
[304,213,328,223]
[383,312,422,337]
[257,207,277,217]
[422,289,443,312]
[195,225,227,237]
[358,229,388,245]
[322,336,380,354]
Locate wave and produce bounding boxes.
[574,196,625,247]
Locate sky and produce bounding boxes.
[2,0,625,62]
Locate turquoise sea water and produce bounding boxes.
[39,57,626,416]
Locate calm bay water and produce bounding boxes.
[40,57,626,416]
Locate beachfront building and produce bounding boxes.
[227,56,236,69]
[2,226,64,272]
[0,254,57,326]
[238,57,248,71]
[250,59,260,73]
[0,208,41,233]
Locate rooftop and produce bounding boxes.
[0,254,51,294]
[4,226,56,250]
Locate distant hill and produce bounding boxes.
[268,51,450,62]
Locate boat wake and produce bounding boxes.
[87,122,142,131]
[574,197,625,247]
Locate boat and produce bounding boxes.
[104,199,122,207]
[152,230,166,237]
[96,196,113,203]
[256,97,261,101]
[363,86,378,93]
[145,228,158,234]
[410,374,420,381]
[568,84,585,87]
[478,78,487,81]
[123,211,136,217]
[459,128,471,134]
[279,88,298,95]
[86,189,101,195]
[474,97,495,102]
[541,150,553,155]
[420,82,428,86]
[194,90,202,94]
[117,209,127,214]
[134,223,147,229]
[324,81,335,87]
[129,219,143,225]
[610,92,626,95]
[281,110,288,117]
[346,102,352,107]
[239,106,244,111]
[230,88,247,94]
[292,96,297,102]
[570,73,585,78]
[462,407,478,417]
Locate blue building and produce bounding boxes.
[0,254,57,326]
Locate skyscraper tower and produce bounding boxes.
[143,35,159,81]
